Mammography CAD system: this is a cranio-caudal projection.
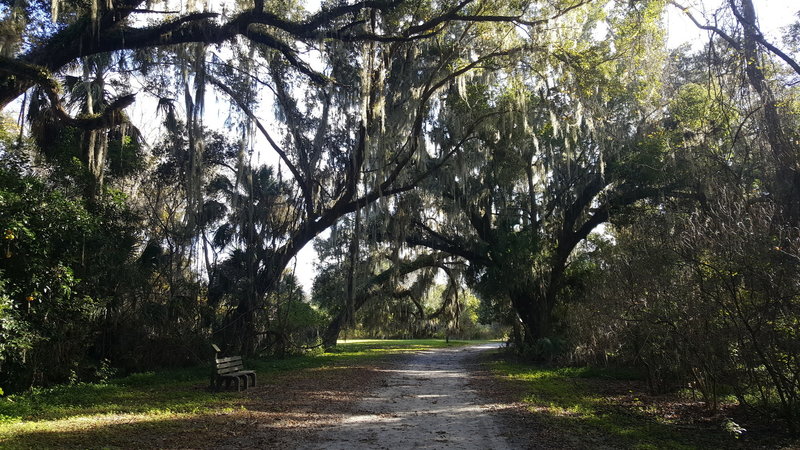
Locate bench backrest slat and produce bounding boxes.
[216,359,243,368]
[216,356,242,364]
[215,355,245,375]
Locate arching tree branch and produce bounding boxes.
[0,57,134,130]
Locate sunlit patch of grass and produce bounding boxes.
[4,410,191,434]
[0,376,242,425]
[0,339,478,447]
[327,339,474,354]
[487,357,734,450]
[247,339,475,375]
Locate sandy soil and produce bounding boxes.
[308,343,514,449]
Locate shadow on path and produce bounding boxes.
[310,343,512,449]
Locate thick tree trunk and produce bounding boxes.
[507,254,568,351]
[322,313,346,349]
[509,287,554,345]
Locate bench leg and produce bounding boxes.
[211,373,254,391]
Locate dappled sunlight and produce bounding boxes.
[2,410,194,435]
[2,342,454,447]
[0,342,507,449]
[380,368,464,379]
[341,403,494,423]
[0,382,360,448]
[0,386,241,424]
[0,408,333,448]
[314,344,512,449]
[484,356,741,449]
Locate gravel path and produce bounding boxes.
[310,343,511,449]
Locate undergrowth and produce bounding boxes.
[487,356,741,449]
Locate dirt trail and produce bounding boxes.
[309,343,511,449]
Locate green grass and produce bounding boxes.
[487,357,735,450]
[0,339,473,427]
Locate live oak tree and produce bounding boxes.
[392,0,679,347]
[1,2,799,433]
[199,0,552,353]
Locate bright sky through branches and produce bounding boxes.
[666,0,798,49]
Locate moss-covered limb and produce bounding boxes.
[0,57,61,94]
[0,57,62,117]
[22,1,142,67]
[0,57,135,130]
[0,7,305,107]
[73,94,137,129]
[3,2,363,105]
[321,254,446,348]
[0,0,542,108]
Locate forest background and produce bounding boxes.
[1,0,800,431]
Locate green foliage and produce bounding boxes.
[481,230,541,292]
[0,116,19,149]
[258,274,325,355]
[560,21,800,429]
[0,150,139,392]
[105,130,146,177]
[310,262,347,316]
[449,289,501,340]
[783,12,800,55]
[0,4,798,442]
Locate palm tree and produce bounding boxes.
[205,164,296,353]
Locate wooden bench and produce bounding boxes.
[212,355,257,391]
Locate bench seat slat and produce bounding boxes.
[218,370,254,377]
[217,361,244,370]
[217,359,242,365]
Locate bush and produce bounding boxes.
[564,195,800,428]
[0,156,140,392]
